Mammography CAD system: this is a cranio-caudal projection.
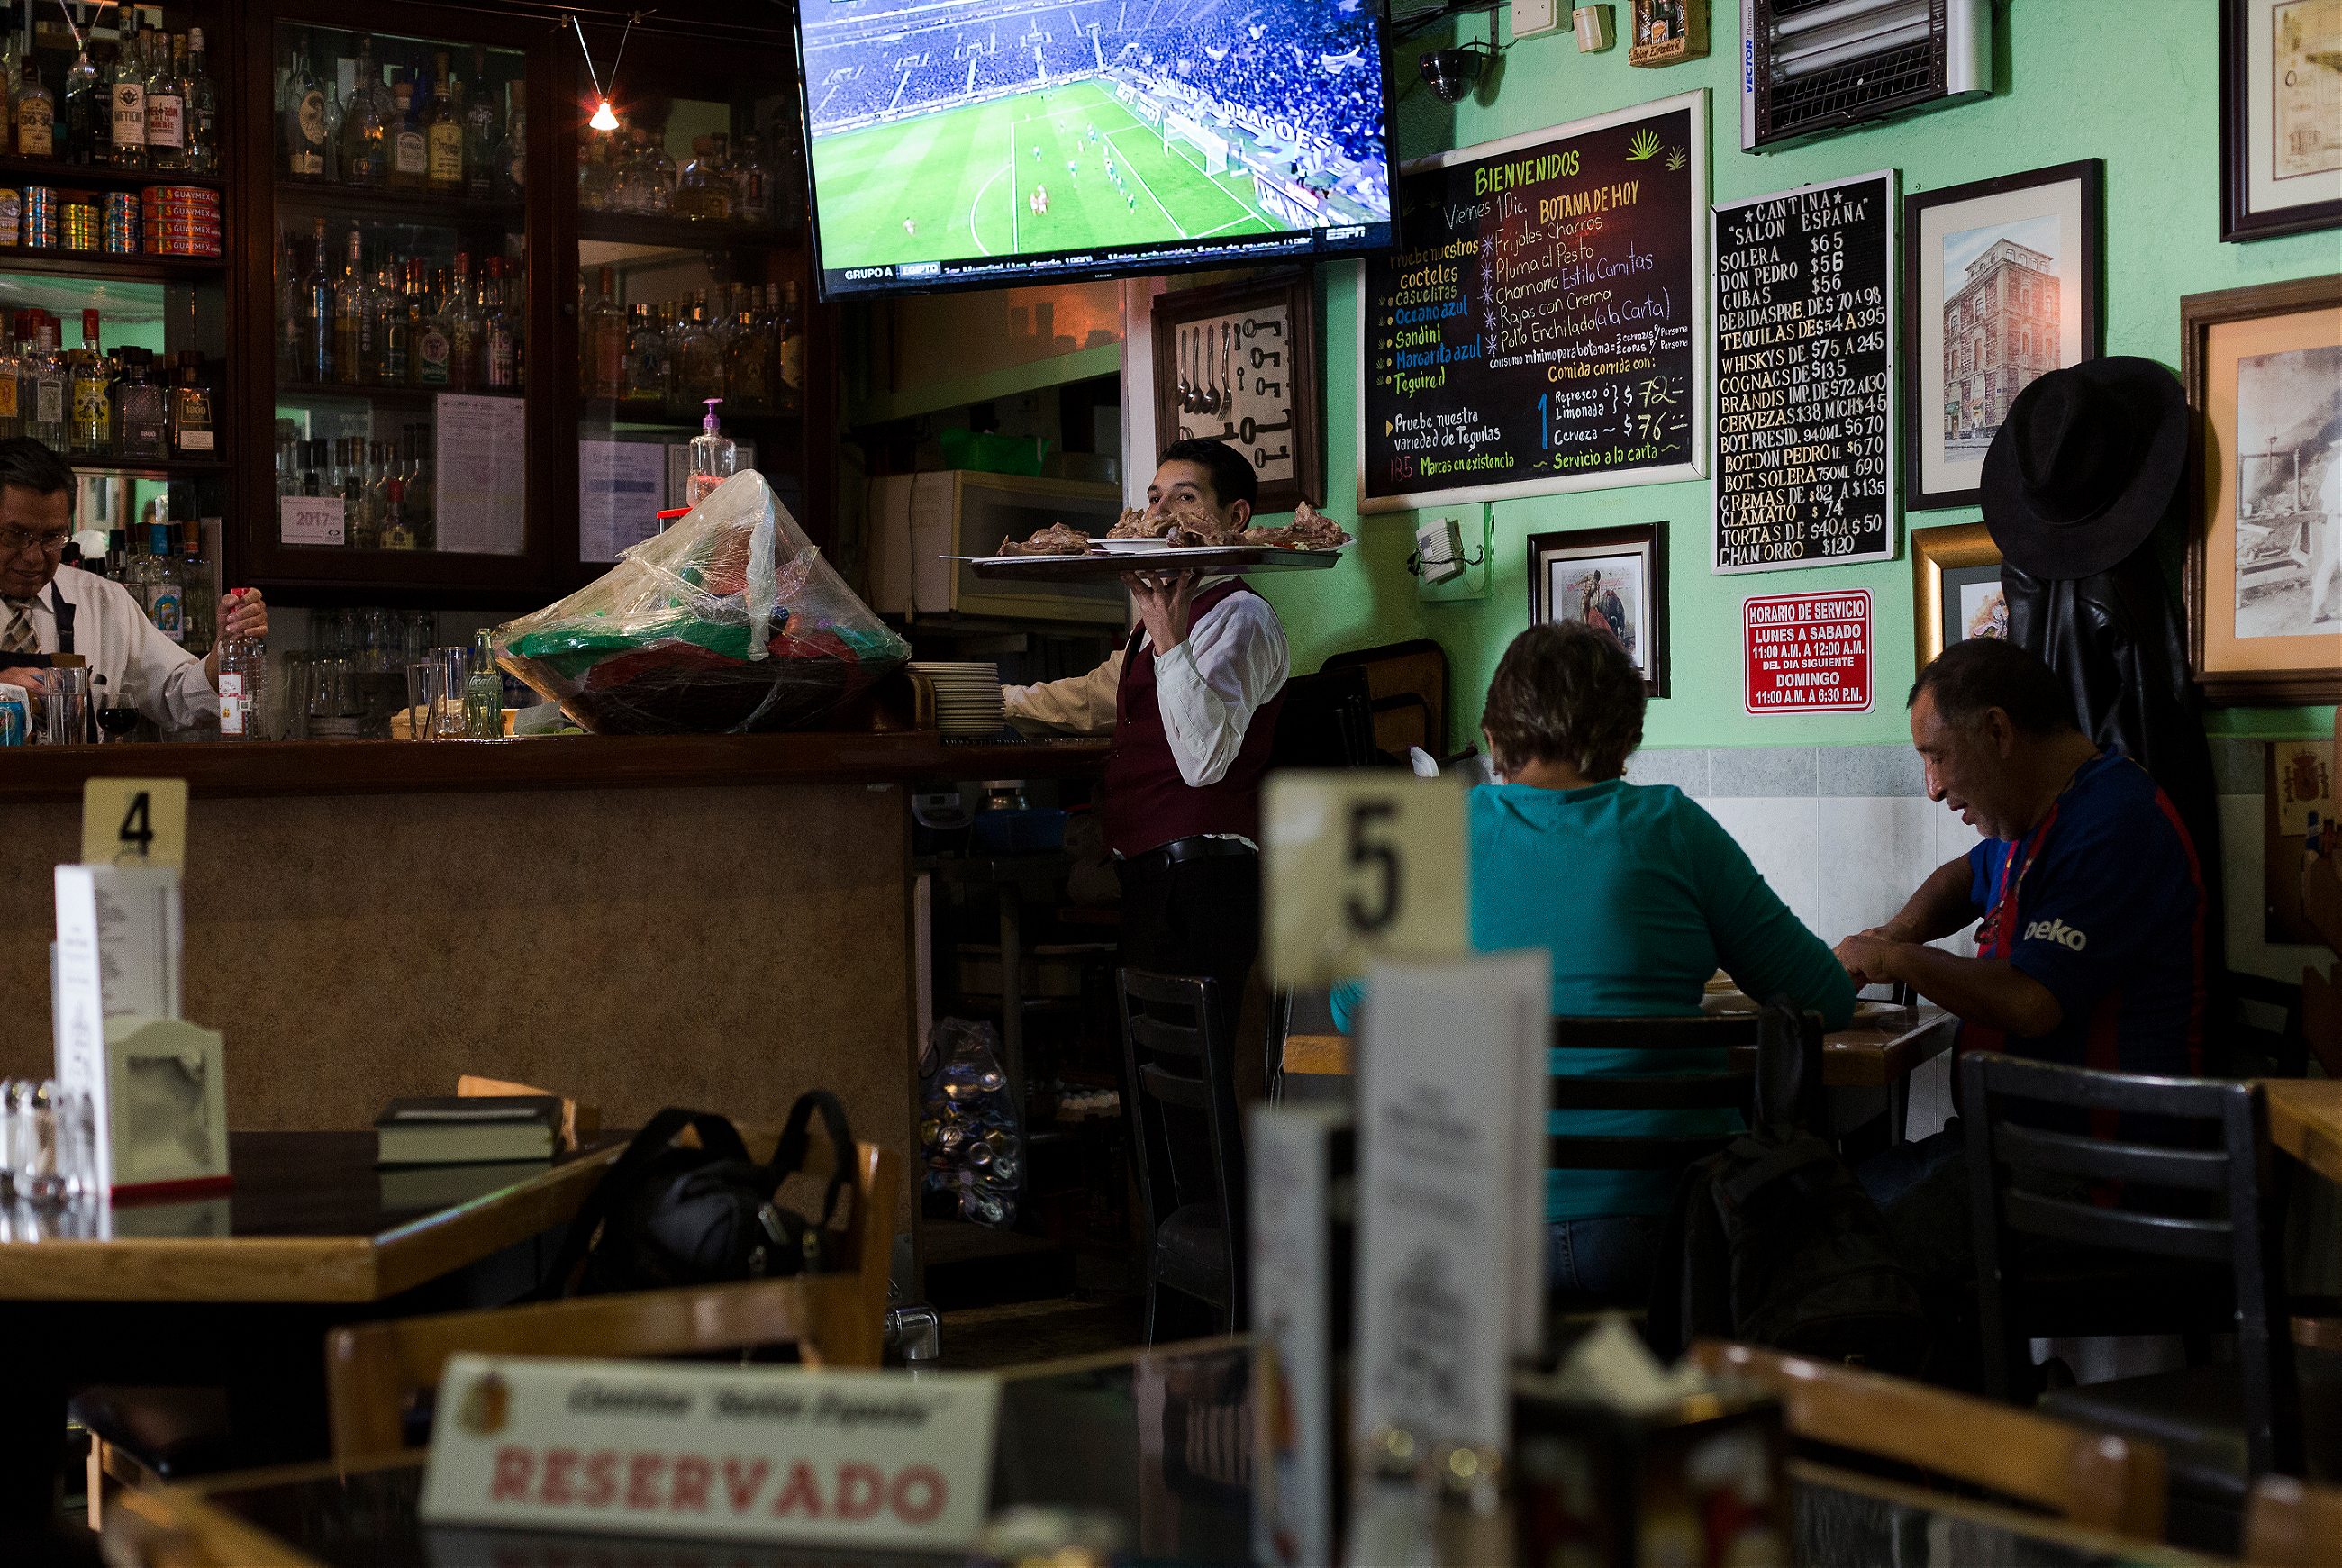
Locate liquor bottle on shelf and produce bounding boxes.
[68,309,109,458]
[675,301,722,406]
[465,628,502,738]
[341,437,373,548]
[676,136,732,222]
[107,9,144,169]
[338,35,386,187]
[376,258,409,384]
[275,232,303,381]
[169,351,213,456]
[272,420,298,498]
[483,258,520,389]
[413,269,452,388]
[302,219,333,383]
[723,302,771,409]
[116,349,167,460]
[184,28,215,174]
[732,131,770,226]
[777,281,806,417]
[62,29,97,165]
[215,594,264,739]
[388,79,425,191]
[444,252,481,390]
[330,224,363,384]
[0,314,21,442]
[142,521,183,643]
[177,519,213,657]
[577,132,613,213]
[622,303,669,410]
[26,314,67,448]
[503,80,526,197]
[584,266,624,401]
[283,32,328,180]
[14,54,51,159]
[462,46,499,199]
[144,32,186,171]
[426,52,464,195]
[406,425,435,543]
[379,476,414,549]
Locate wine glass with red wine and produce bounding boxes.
[95,693,140,742]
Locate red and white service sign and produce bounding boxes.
[1744,590,1873,714]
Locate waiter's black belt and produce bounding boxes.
[1118,835,1257,870]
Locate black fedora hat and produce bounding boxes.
[1982,357,2187,580]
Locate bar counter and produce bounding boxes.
[1,730,1110,1239]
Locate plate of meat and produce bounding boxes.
[968,503,1354,583]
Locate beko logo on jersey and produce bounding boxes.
[2023,919,2087,951]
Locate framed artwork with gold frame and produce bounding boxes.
[1911,521,2007,678]
[2181,275,2342,705]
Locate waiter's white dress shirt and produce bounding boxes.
[1002,585,1289,788]
[3,565,216,728]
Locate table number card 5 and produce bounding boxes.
[1263,773,1468,989]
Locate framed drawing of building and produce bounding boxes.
[2183,275,2342,704]
[1902,161,2103,512]
[2221,0,2342,241]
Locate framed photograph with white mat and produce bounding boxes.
[1911,521,2006,679]
[1902,160,2103,512]
[1527,523,1668,696]
[2220,0,2342,242]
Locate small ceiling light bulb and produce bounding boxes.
[589,98,619,131]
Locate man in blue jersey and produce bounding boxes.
[1836,635,2205,1076]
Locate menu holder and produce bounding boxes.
[1250,1104,1355,1568]
[1350,952,1551,1463]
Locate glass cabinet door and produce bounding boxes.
[253,14,540,591]
[568,21,823,572]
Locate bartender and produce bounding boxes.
[1003,438,1290,1026]
[0,437,268,728]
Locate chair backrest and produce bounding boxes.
[1691,1340,2169,1539]
[1546,1013,1764,1174]
[324,1137,898,1464]
[1960,1053,2299,1475]
[1118,969,1248,1313]
[2244,1475,2342,1568]
[1265,665,1380,772]
[1320,638,1449,765]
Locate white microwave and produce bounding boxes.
[866,470,1127,626]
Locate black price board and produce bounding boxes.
[1711,170,1898,573]
[1358,91,1708,514]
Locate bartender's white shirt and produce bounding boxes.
[1002,585,1288,788]
[6,566,216,728]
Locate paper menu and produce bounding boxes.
[54,865,185,1192]
[578,439,668,564]
[1350,950,1550,1456]
[433,394,527,555]
[1250,1104,1353,1568]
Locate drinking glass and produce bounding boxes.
[95,689,140,743]
[432,647,473,738]
[43,665,89,745]
[306,656,362,739]
[402,656,445,740]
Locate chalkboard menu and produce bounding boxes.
[1359,91,1708,514]
[1711,170,1898,573]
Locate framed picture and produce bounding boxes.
[1902,160,2104,512]
[1527,524,1669,696]
[1911,521,2007,678]
[2181,275,2342,705]
[2220,0,2342,242]
[1151,270,1323,516]
[1629,0,1707,66]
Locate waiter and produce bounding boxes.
[0,437,268,728]
[1003,438,1289,1025]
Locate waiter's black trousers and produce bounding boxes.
[1115,850,1261,1030]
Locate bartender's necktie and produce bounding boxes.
[0,595,36,657]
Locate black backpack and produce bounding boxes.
[1646,1002,1932,1374]
[542,1093,858,1298]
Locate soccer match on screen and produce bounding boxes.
[796,0,1395,293]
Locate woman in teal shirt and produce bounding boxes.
[1331,622,1854,1302]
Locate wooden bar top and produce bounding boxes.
[0,732,1112,802]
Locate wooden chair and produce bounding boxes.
[322,1136,897,1463]
[1963,1053,2319,1546]
[1691,1339,2169,1539]
[1119,969,1248,1342]
[2245,1476,2342,1568]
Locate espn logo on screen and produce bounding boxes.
[2022,919,2087,952]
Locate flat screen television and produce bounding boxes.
[794,0,1398,299]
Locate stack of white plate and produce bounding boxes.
[913,661,1005,738]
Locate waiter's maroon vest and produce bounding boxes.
[1101,579,1285,857]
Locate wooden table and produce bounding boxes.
[2261,1077,2342,1187]
[0,1132,619,1527]
[1284,1003,1958,1090]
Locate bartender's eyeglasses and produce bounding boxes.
[0,526,69,556]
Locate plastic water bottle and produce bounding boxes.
[215,588,266,739]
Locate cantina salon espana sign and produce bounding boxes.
[1711,171,1897,573]
[1359,90,1709,512]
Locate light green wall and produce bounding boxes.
[1250,0,2337,751]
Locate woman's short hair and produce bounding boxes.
[1482,621,1645,780]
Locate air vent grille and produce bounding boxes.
[1745,0,1987,150]
[1764,35,1942,137]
